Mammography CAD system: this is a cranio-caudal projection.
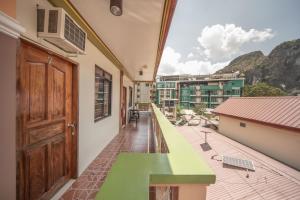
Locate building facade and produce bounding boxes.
[134,82,156,111]
[156,74,245,110]
[214,97,300,170]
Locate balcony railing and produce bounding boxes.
[95,104,216,200]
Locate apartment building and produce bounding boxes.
[134,82,156,111]
[156,74,245,110]
[156,81,179,116]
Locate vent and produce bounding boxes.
[37,9,45,32]
[223,155,255,171]
[240,122,246,127]
[64,15,86,51]
[48,10,58,33]
[37,7,86,54]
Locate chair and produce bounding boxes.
[129,109,139,125]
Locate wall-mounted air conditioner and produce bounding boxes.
[37,7,87,54]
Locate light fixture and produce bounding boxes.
[110,0,122,16]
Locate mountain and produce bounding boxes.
[216,39,300,95]
[215,51,266,74]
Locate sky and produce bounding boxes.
[157,0,300,75]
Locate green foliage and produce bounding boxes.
[243,83,286,97]
[193,103,206,116]
[176,104,182,117]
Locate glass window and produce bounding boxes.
[95,65,112,122]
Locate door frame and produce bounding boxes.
[122,86,127,127]
[16,39,79,198]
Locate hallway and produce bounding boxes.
[60,112,151,199]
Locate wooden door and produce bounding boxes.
[121,87,127,127]
[17,42,76,200]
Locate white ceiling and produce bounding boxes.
[70,0,165,81]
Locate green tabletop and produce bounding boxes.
[96,104,215,200]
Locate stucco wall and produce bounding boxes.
[0,32,17,200]
[219,115,300,170]
[16,0,125,175]
[0,0,16,18]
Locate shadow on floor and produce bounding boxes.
[200,143,212,151]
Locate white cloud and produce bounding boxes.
[160,46,181,66]
[197,24,274,61]
[158,24,274,75]
[187,52,194,58]
[158,47,229,75]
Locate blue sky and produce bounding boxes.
[158,0,300,75]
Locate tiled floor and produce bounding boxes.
[177,122,300,200]
[60,112,151,200]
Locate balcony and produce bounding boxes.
[60,104,215,200]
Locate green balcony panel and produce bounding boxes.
[200,85,220,90]
[96,104,216,200]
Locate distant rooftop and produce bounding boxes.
[213,96,300,131]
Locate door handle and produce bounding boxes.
[67,123,76,136]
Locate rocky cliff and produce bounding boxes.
[216,39,300,95]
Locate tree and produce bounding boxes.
[176,104,182,119]
[193,103,206,116]
[243,83,286,97]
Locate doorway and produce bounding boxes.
[121,86,127,127]
[16,40,78,200]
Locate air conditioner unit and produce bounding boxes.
[37,7,87,54]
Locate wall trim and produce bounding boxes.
[0,11,25,39]
[153,0,177,81]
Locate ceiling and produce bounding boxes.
[70,0,166,81]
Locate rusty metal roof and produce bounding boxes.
[213,96,300,131]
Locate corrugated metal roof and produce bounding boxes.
[213,96,300,131]
[179,125,300,200]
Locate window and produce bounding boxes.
[129,86,133,107]
[145,83,149,87]
[211,90,218,95]
[165,100,175,107]
[211,97,217,102]
[95,65,112,122]
[240,122,246,127]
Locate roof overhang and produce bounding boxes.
[49,0,177,81]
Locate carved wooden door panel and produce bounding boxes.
[18,42,73,200]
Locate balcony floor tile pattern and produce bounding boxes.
[177,123,300,200]
[60,112,151,200]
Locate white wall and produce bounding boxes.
[219,115,300,170]
[0,32,17,200]
[16,0,122,175]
